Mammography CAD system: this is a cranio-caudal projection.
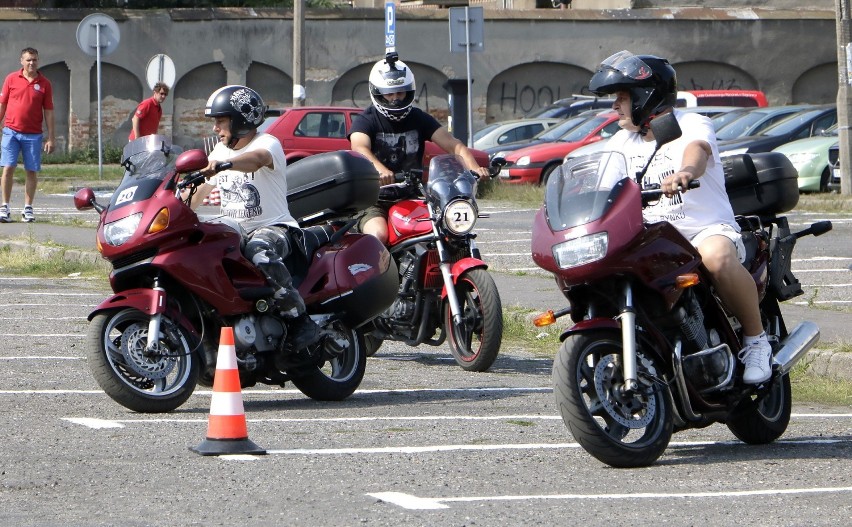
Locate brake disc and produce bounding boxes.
[120,323,176,380]
[594,353,656,429]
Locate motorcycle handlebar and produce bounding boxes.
[640,179,700,202]
[177,161,233,191]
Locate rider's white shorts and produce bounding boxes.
[689,223,746,263]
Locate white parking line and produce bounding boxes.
[369,484,852,510]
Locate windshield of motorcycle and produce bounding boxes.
[110,135,183,209]
[543,151,629,230]
[425,154,477,207]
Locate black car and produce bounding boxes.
[525,95,615,119]
[718,105,837,156]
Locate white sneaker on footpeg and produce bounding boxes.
[739,339,772,384]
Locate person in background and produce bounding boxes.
[0,47,54,223]
[129,82,169,141]
[348,53,489,244]
[187,84,320,350]
[589,50,772,385]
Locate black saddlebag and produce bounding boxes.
[286,151,379,224]
[723,152,799,216]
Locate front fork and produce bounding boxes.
[617,282,640,393]
[146,282,167,354]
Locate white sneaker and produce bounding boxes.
[0,203,9,223]
[21,205,34,223]
[738,338,772,384]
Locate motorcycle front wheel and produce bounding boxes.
[290,319,366,401]
[445,268,503,372]
[87,308,199,413]
[553,331,673,468]
[726,373,792,444]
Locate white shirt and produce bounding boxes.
[605,110,737,240]
[208,132,297,232]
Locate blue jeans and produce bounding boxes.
[1,127,43,171]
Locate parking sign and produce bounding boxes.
[385,1,395,52]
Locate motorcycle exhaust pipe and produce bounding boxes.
[772,321,820,375]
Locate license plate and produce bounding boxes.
[499,167,511,179]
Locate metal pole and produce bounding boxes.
[95,22,103,180]
[465,7,473,148]
[293,0,305,107]
[837,0,852,194]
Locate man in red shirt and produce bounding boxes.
[129,82,169,141]
[0,47,54,223]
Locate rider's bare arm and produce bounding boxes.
[350,131,395,184]
[663,139,711,196]
[431,127,490,178]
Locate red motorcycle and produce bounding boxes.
[73,135,398,413]
[364,154,504,372]
[531,113,832,467]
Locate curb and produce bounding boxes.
[0,238,111,272]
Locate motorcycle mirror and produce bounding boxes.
[176,149,209,174]
[73,187,104,213]
[649,112,682,147]
[490,156,507,168]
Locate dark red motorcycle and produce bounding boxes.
[531,113,832,467]
[73,135,398,413]
[364,154,504,372]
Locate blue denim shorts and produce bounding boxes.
[1,127,43,171]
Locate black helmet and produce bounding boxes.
[589,50,677,129]
[204,85,268,140]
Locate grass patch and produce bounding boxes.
[506,420,535,427]
[791,369,852,406]
[0,244,107,278]
[502,306,562,357]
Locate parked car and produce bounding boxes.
[486,111,601,159]
[259,106,489,170]
[713,105,813,142]
[524,95,615,119]
[472,117,561,151]
[772,123,838,193]
[828,143,842,192]
[718,105,837,156]
[498,111,621,184]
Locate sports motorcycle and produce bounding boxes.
[365,154,504,372]
[531,113,832,467]
[73,135,398,413]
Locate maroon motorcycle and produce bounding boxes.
[531,113,832,467]
[74,135,398,413]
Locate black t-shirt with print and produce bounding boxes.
[349,105,441,173]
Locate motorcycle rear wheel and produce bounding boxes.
[726,373,792,444]
[290,320,366,401]
[87,308,199,413]
[445,268,503,372]
[553,331,673,468]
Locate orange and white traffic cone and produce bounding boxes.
[191,327,265,456]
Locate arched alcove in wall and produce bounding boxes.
[246,62,292,110]
[792,63,837,104]
[670,61,758,92]
[39,61,69,153]
[486,62,594,123]
[88,63,140,146]
[173,63,227,150]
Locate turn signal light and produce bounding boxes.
[148,208,170,234]
[533,310,556,327]
[675,273,700,289]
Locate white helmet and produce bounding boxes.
[368,55,416,121]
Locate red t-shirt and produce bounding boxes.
[128,96,163,140]
[0,70,53,134]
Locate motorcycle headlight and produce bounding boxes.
[443,199,477,235]
[103,212,142,246]
[552,232,608,269]
[516,156,531,166]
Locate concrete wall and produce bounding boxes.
[0,7,837,151]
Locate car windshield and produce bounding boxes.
[560,115,609,142]
[473,123,501,142]
[535,115,591,142]
[757,109,827,137]
[710,108,752,131]
[714,109,800,140]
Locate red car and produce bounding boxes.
[498,111,621,184]
[260,106,489,170]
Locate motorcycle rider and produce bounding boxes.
[348,53,489,244]
[588,50,772,384]
[187,85,320,349]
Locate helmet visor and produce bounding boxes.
[599,51,654,82]
[372,66,413,95]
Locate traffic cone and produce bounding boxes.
[191,327,266,456]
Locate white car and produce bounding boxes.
[473,118,561,151]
